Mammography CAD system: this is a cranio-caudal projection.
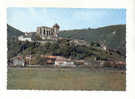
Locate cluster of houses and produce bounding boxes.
[9,55,76,67]
[8,54,126,69]
[8,54,101,67]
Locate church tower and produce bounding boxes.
[53,23,60,37]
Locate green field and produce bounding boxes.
[7,67,126,90]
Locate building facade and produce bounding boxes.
[18,35,32,42]
[18,32,35,42]
[36,24,60,40]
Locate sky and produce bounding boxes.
[7,8,126,32]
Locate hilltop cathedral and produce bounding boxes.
[18,24,60,41]
[36,24,60,40]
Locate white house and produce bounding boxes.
[12,56,25,66]
[55,57,76,67]
[102,45,107,51]
[18,35,32,42]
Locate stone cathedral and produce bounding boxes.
[36,24,60,40]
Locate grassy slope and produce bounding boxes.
[8,68,126,90]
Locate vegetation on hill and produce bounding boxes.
[8,38,22,59]
[59,24,126,56]
[7,24,24,58]
[7,24,126,61]
[8,39,124,62]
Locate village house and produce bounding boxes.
[25,55,32,64]
[45,55,56,64]
[74,60,85,65]
[103,60,126,69]
[55,56,76,67]
[40,55,56,64]
[69,39,88,46]
[11,56,25,66]
[18,32,35,42]
[101,44,107,51]
[18,35,32,42]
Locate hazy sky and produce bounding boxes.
[7,8,126,32]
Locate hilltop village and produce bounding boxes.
[8,24,126,69]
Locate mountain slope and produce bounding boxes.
[7,24,24,58]
[7,24,24,38]
[7,24,126,58]
[59,24,126,56]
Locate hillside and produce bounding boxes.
[7,24,24,38]
[8,39,124,62]
[7,24,126,59]
[59,24,126,56]
[7,24,24,58]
